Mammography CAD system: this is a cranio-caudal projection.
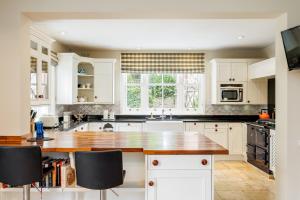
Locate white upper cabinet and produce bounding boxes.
[56,54,116,105]
[30,27,55,106]
[94,60,115,104]
[248,57,275,79]
[56,53,79,104]
[210,58,267,105]
[231,62,248,82]
[213,59,248,83]
[217,62,232,82]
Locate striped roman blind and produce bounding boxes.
[121,53,205,73]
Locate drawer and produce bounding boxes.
[148,155,211,170]
[185,122,205,133]
[205,123,228,129]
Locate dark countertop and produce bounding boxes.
[55,115,259,132]
[87,114,259,123]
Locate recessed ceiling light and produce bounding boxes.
[60,31,66,36]
[238,35,245,40]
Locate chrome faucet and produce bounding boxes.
[160,109,166,120]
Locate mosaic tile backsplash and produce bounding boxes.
[56,104,266,116]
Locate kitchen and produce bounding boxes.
[22,19,278,200]
[1,6,299,200]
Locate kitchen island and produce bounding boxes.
[0,131,228,200]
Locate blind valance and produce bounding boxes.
[121,53,205,74]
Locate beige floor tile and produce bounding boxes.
[215,161,275,200]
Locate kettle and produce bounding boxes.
[259,109,270,120]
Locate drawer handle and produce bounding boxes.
[201,159,208,166]
[152,160,159,166]
[148,181,154,186]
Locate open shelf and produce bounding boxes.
[0,182,145,193]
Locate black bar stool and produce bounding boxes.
[75,150,125,200]
[0,146,42,200]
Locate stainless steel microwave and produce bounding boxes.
[220,84,244,102]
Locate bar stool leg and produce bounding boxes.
[23,185,30,200]
[100,190,106,200]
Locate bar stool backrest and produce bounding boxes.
[75,150,123,190]
[0,146,42,186]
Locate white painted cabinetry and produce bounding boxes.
[185,122,205,134]
[210,58,268,105]
[204,123,228,149]
[228,123,243,155]
[146,155,212,200]
[185,122,245,159]
[116,123,143,132]
[212,60,248,83]
[56,53,116,104]
[94,60,115,104]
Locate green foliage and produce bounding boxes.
[127,86,141,108]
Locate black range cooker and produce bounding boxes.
[247,120,275,174]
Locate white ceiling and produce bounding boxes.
[33,19,276,50]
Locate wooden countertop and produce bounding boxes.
[0,132,228,155]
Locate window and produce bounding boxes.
[122,73,205,114]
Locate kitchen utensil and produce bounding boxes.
[40,115,59,128]
[103,110,109,120]
[259,109,270,120]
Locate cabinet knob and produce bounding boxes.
[194,123,197,126]
[229,78,232,81]
[95,96,98,99]
[247,100,250,103]
[229,127,232,130]
[152,160,159,166]
[148,181,154,186]
[215,129,218,132]
[128,123,131,126]
[215,124,218,127]
[232,78,235,81]
[81,127,84,130]
[201,159,208,166]
[99,127,102,130]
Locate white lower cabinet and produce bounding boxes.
[117,123,143,132]
[204,128,228,149]
[146,155,212,200]
[88,122,104,131]
[228,123,243,155]
[73,123,89,132]
[185,122,205,134]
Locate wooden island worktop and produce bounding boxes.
[0,131,228,200]
[7,131,228,155]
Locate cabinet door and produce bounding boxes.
[94,62,114,104]
[217,63,232,82]
[117,123,142,132]
[88,122,104,131]
[228,123,243,155]
[204,128,228,148]
[185,122,205,134]
[231,62,248,82]
[247,79,268,104]
[147,170,211,200]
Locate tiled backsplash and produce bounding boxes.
[56,104,265,116]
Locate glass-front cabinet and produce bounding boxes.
[30,28,54,105]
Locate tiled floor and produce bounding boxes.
[214,161,276,200]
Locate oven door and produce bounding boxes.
[256,127,269,149]
[221,89,239,102]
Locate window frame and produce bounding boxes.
[121,73,205,115]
